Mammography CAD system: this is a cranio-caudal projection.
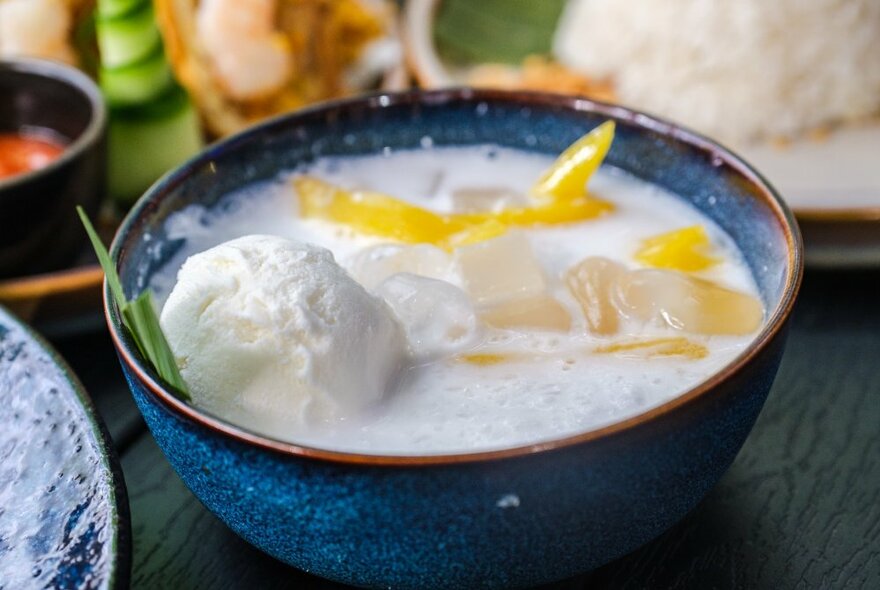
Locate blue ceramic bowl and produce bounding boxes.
[107,89,802,589]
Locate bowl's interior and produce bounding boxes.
[0,63,95,144]
[112,90,800,457]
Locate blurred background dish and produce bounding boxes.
[403,0,880,267]
[0,303,130,588]
[155,0,405,137]
[0,58,106,279]
[0,0,406,331]
[0,0,874,332]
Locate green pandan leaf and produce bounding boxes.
[78,207,191,402]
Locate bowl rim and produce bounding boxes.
[0,58,107,191]
[107,88,804,467]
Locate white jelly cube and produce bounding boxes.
[455,231,546,307]
[347,244,452,290]
[377,273,482,359]
[480,294,572,332]
[450,187,527,213]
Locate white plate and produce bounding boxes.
[741,123,880,212]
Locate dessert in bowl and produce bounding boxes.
[107,89,802,588]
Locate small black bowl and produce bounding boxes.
[0,58,106,279]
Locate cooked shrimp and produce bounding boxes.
[0,0,76,64]
[195,0,292,101]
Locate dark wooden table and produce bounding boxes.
[51,268,880,589]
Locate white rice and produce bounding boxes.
[553,0,880,145]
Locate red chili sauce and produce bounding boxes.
[0,132,67,180]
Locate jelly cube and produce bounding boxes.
[377,273,481,359]
[565,256,626,335]
[294,175,613,250]
[480,294,572,332]
[451,187,527,213]
[455,231,546,307]
[347,244,452,290]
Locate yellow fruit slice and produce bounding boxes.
[293,123,617,246]
[457,353,510,366]
[594,337,709,360]
[531,121,616,203]
[294,177,612,248]
[635,225,720,272]
[294,176,465,244]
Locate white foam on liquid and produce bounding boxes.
[150,145,761,455]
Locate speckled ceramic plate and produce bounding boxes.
[0,305,130,589]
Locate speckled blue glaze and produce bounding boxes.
[0,305,130,590]
[110,90,802,589]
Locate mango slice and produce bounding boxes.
[294,176,612,249]
[457,353,510,366]
[292,122,617,247]
[594,337,709,360]
[294,176,462,244]
[531,121,616,203]
[634,225,719,272]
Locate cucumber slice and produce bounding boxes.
[98,0,147,20]
[107,86,203,204]
[100,47,174,107]
[97,2,162,68]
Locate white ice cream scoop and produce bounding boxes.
[160,235,407,438]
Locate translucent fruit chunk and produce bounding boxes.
[565,256,626,335]
[615,269,763,335]
[451,187,527,213]
[635,225,720,272]
[480,294,572,332]
[376,273,481,359]
[455,231,546,307]
[347,244,452,290]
